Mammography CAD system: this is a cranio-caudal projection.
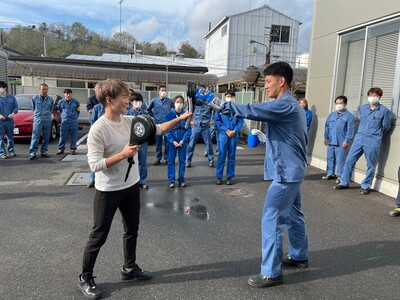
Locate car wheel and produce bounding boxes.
[50,122,57,141]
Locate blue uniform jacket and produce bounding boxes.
[164,109,192,143]
[214,112,244,133]
[31,95,54,121]
[356,103,391,147]
[193,105,214,127]
[58,98,80,122]
[222,91,307,182]
[0,93,18,122]
[127,107,149,117]
[147,97,173,124]
[86,94,99,111]
[305,109,312,132]
[324,109,355,146]
[90,103,105,125]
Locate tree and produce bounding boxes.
[178,40,198,58]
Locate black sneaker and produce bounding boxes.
[78,275,102,300]
[179,181,186,187]
[169,182,175,188]
[247,273,283,288]
[41,152,50,158]
[186,162,191,168]
[216,179,222,185]
[140,184,149,189]
[360,188,370,195]
[226,178,232,185]
[29,153,36,160]
[334,184,349,190]
[282,256,309,268]
[389,208,400,217]
[121,265,152,281]
[322,174,337,180]
[87,181,95,188]
[56,149,64,155]
[154,160,161,165]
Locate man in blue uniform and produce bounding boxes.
[334,87,391,195]
[29,83,54,160]
[164,96,192,188]
[0,81,18,159]
[217,62,309,288]
[56,89,80,155]
[322,96,355,183]
[86,83,98,123]
[186,104,214,168]
[147,85,173,165]
[214,90,244,185]
[127,92,150,189]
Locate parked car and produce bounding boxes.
[13,94,62,141]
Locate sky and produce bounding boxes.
[0,0,314,56]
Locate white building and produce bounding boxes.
[204,5,301,76]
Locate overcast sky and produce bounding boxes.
[0,0,314,55]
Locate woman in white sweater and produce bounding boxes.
[78,79,192,300]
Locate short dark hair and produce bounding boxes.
[263,61,293,86]
[298,98,308,110]
[174,95,184,102]
[335,95,348,104]
[130,92,143,101]
[368,87,383,97]
[0,81,7,89]
[225,89,236,96]
[159,84,167,90]
[64,88,72,94]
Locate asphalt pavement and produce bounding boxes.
[0,127,399,300]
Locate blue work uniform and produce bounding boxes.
[164,109,192,183]
[0,93,18,155]
[147,96,173,161]
[339,103,391,189]
[88,103,105,184]
[305,109,312,132]
[186,105,214,165]
[127,107,149,185]
[324,109,355,178]
[214,112,243,180]
[221,90,308,278]
[29,94,54,154]
[57,98,80,151]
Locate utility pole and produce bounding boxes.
[41,22,47,57]
[119,0,124,53]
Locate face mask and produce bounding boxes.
[225,97,235,103]
[160,91,167,99]
[368,96,379,105]
[0,88,4,94]
[132,101,142,109]
[175,103,183,111]
[335,104,344,111]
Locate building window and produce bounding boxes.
[221,24,227,37]
[270,25,290,43]
[334,17,400,117]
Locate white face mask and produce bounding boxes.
[175,103,183,111]
[335,104,345,111]
[368,96,379,105]
[225,97,235,103]
[0,88,4,94]
[132,101,142,109]
[160,91,167,99]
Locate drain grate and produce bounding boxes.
[221,188,249,196]
[67,172,90,186]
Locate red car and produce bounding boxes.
[13,94,62,141]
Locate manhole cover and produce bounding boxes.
[221,188,249,196]
[67,172,90,186]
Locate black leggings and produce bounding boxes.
[82,183,140,280]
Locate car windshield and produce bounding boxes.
[16,95,32,110]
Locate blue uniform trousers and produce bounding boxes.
[326,145,348,178]
[186,125,214,164]
[396,167,400,208]
[138,143,148,185]
[0,121,15,154]
[167,142,187,183]
[29,119,52,154]
[216,133,238,179]
[340,143,380,189]
[57,121,78,150]
[261,181,308,277]
[155,134,168,161]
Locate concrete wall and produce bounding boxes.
[307,0,400,197]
